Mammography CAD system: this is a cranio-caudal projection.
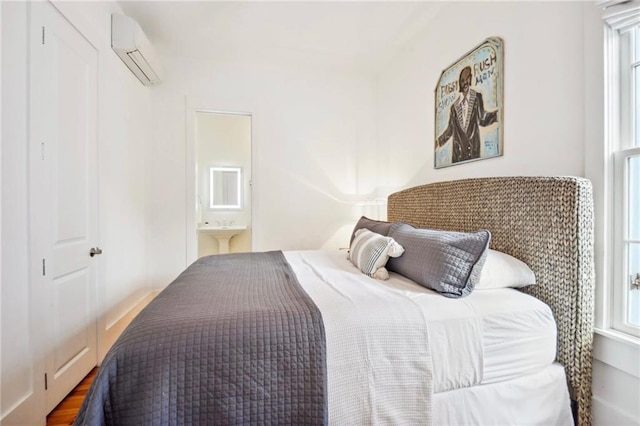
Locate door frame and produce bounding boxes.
[28,0,99,415]
[185,97,258,265]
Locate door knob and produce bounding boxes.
[89,247,103,257]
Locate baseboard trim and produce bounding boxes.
[98,291,159,363]
[592,395,638,425]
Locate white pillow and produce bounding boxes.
[475,249,536,289]
[349,228,404,280]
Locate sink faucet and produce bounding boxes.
[214,219,234,227]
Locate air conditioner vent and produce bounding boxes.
[111,14,162,86]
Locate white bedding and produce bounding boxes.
[391,266,558,391]
[434,362,572,425]
[284,249,563,424]
[286,250,435,425]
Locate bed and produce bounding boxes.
[75,176,595,426]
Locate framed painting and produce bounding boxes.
[434,37,504,169]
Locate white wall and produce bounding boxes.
[147,55,377,288]
[375,2,639,424]
[376,1,586,192]
[1,1,151,423]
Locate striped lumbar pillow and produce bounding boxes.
[349,228,404,280]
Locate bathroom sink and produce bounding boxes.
[198,225,247,253]
[198,225,246,238]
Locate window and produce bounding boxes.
[605,2,640,337]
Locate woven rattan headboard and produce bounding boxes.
[387,176,595,426]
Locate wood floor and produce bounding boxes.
[46,368,97,426]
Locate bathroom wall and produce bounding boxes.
[197,112,252,255]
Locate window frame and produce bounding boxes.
[613,148,640,336]
[604,2,640,338]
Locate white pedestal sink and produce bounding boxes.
[198,225,247,254]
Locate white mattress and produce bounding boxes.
[286,249,557,394]
[434,362,572,425]
[396,267,558,392]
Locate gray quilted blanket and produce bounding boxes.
[74,251,327,425]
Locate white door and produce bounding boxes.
[30,2,99,413]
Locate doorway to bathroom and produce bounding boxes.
[187,109,253,261]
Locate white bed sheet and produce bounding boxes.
[286,250,557,394]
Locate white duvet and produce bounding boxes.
[284,249,559,425]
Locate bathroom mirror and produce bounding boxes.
[209,166,242,209]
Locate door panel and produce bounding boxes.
[53,269,91,372]
[54,37,89,243]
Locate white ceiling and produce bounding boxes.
[118,1,440,71]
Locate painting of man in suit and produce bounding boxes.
[434,37,503,168]
[436,66,498,163]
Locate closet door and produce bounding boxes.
[30,1,99,413]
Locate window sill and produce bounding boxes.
[593,328,640,378]
[594,327,640,347]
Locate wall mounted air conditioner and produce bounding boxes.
[111,14,162,86]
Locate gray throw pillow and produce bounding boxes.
[387,222,491,298]
[349,216,393,245]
